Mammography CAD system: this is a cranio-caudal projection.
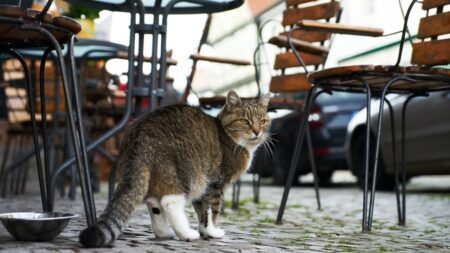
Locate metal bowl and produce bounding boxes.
[0,212,78,241]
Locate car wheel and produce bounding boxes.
[317,171,333,186]
[272,166,300,186]
[351,132,395,191]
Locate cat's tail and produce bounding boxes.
[79,168,150,248]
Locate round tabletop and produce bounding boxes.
[63,0,244,14]
[13,39,128,60]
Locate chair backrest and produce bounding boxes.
[411,0,450,65]
[269,0,341,93]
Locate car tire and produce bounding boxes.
[317,171,333,186]
[272,166,300,186]
[351,132,395,191]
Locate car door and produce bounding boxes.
[381,91,450,175]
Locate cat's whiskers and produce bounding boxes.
[237,139,249,157]
[261,133,275,159]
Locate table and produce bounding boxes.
[65,0,244,111]
[51,0,243,217]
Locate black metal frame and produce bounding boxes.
[260,5,344,219]
[252,18,322,214]
[274,0,450,232]
[0,0,96,226]
[50,0,243,207]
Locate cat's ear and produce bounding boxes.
[226,90,242,108]
[258,92,270,109]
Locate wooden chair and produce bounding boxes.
[281,0,450,232]
[195,0,336,209]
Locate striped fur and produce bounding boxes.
[78,91,271,247]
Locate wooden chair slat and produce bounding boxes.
[282,1,340,26]
[268,35,329,55]
[297,20,384,37]
[411,39,450,65]
[417,12,450,39]
[274,51,325,69]
[280,29,331,43]
[308,65,376,83]
[23,9,52,23]
[0,5,22,17]
[270,73,311,93]
[53,16,82,35]
[190,54,251,66]
[285,0,317,8]
[422,0,450,10]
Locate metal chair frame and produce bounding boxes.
[0,0,95,226]
[276,0,450,232]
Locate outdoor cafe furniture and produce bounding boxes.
[42,0,243,225]
[13,39,139,199]
[277,0,450,232]
[0,1,96,226]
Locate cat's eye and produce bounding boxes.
[240,119,248,125]
[260,119,268,125]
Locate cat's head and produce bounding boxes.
[218,90,271,149]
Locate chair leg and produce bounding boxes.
[399,93,427,225]
[8,49,48,211]
[385,99,402,224]
[5,135,23,197]
[67,35,97,222]
[39,48,53,209]
[0,135,12,195]
[355,77,372,232]
[20,136,32,194]
[231,180,241,210]
[366,75,414,231]
[306,125,321,210]
[32,30,96,224]
[252,166,261,204]
[276,86,317,225]
[14,135,27,195]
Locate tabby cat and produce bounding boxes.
[79,90,271,247]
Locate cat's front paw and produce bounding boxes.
[200,225,225,239]
[178,229,200,242]
[154,228,176,239]
[206,227,225,238]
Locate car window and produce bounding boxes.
[316,91,366,105]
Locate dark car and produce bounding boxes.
[252,91,367,185]
[346,91,450,190]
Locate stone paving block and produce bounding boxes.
[1,181,450,252]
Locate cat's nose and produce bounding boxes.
[252,129,260,136]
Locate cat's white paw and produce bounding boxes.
[154,228,176,239]
[178,229,200,241]
[206,227,225,238]
[200,225,225,238]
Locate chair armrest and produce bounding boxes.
[297,20,384,37]
[190,54,251,66]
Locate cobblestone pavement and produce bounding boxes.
[0,174,449,252]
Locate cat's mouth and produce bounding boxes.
[248,136,262,143]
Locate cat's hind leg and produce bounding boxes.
[145,197,175,239]
[193,199,225,239]
[160,194,200,241]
